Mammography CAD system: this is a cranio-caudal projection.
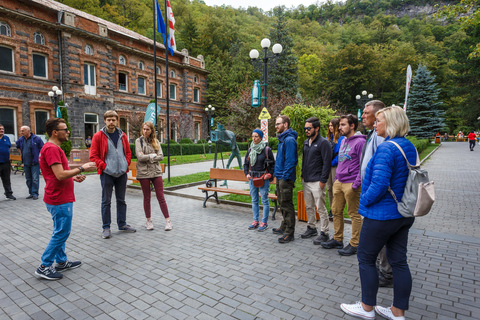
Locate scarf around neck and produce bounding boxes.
[249,140,266,167]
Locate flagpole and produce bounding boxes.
[164,0,170,182]
[153,0,158,136]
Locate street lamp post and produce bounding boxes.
[48,86,63,117]
[249,38,283,110]
[205,105,215,154]
[356,90,374,134]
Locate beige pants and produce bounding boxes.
[326,166,337,209]
[302,180,329,233]
[331,180,362,247]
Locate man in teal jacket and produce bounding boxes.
[272,115,298,243]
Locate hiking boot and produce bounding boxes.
[328,210,333,218]
[102,228,111,239]
[145,220,154,230]
[32,196,38,200]
[119,224,136,232]
[6,194,16,200]
[165,220,173,231]
[55,260,82,272]
[320,238,343,249]
[300,226,318,239]
[278,234,294,243]
[248,221,259,230]
[378,272,393,288]
[375,306,405,320]
[258,222,268,232]
[340,301,375,319]
[26,195,33,199]
[35,265,63,280]
[338,243,358,256]
[272,227,284,235]
[313,232,329,244]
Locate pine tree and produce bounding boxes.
[267,6,298,96]
[407,64,445,139]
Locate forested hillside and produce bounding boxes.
[57,0,479,135]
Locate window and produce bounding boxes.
[193,88,199,103]
[158,119,164,142]
[138,77,146,95]
[0,46,14,72]
[156,81,162,97]
[170,70,175,78]
[194,122,200,141]
[33,53,47,78]
[156,66,161,75]
[120,118,129,139]
[0,107,16,140]
[138,61,145,70]
[33,32,45,45]
[84,63,96,95]
[85,44,93,55]
[170,123,177,142]
[35,110,49,135]
[119,55,126,65]
[0,22,11,36]
[169,84,176,100]
[84,113,98,140]
[194,75,198,83]
[119,72,128,91]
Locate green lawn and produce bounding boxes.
[419,143,439,161]
[132,171,211,188]
[132,151,248,166]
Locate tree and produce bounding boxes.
[178,14,200,56]
[407,64,445,139]
[171,113,193,140]
[58,101,73,158]
[267,6,298,96]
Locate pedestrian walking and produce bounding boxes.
[16,126,44,200]
[35,118,96,280]
[340,106,417,320]
[0,124,16,200]
[90,110,136,239]
[468,130,476,151]
[244,128,275,232]
[135,121,172,231]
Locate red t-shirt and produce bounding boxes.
[468,133,477,140]
[39,142,75,205]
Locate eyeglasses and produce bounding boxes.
[56,128,69,132]
[304,127,314,131]
[275,122,283,126]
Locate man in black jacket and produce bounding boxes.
[300,117,332,243]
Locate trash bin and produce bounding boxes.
[297,190,319,222]
[69,149,90,163]
[435,136,440,143]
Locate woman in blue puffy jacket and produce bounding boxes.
[341,106,417,320]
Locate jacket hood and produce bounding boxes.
[345,134,366,143]
[101,126,124,136]
[278,128,298,141]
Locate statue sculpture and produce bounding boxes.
[210,124,242,170]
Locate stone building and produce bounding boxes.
[0,0,208,146]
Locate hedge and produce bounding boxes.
[130,142,250,159]
[407,136,429,154]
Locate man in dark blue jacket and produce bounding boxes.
[16,126,44,200]
[0,124,16,200]
[272,115,298,243]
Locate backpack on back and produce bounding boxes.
[387,141,435,218]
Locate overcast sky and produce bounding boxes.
[202,0,322,12]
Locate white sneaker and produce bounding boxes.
[165,220,172,231]
[145,220,154,230]
[375,306,406,320]
[340,301,375,320]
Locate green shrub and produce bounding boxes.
[197,139,208,144]
[180,138,193,144]
[407,136,429,153]
[268,137,279,150]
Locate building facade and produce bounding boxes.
[0,0,209,146]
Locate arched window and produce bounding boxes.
[156,66,161,75]
[33,32,45,45]
[138,61,145,70]
[0,21,11,36]
[119,55,126,65]
[170,70,175,78]
[85,44,94,55]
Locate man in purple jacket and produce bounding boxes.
[321,114,366,256]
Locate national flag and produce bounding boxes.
[156,0,174,56]
[166,0,176,54]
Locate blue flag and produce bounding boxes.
[156,0,174,56]
[144,103,162,125]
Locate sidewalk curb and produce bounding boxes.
[420,143,442,165]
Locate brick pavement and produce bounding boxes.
[0,142,478,319]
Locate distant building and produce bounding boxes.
[0,0,208,146]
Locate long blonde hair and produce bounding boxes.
[328,117,341,143]
[142,121,160,151]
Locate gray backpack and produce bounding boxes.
[387,141,435,218]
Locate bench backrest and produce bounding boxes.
[10,155,22,162]
[129,161,166,177]
[209,168,276,184]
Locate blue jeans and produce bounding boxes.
[248,179,270,224]
[24,164,40,197]
[357,217,415,310]
[100,173,127,229]
[41,203,73,266]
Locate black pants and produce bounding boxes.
[469,140,475,150]
[0,162,13,197]
[276,179,295,236]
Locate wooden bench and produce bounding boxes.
[10,155,24,175]
[128,161,166,183]
[198,168,278,220]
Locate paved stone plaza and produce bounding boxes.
[0,142,478,319]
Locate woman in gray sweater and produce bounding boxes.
[135,121,172,231]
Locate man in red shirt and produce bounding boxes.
[36,118,96,280]
[468,130,476,151]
